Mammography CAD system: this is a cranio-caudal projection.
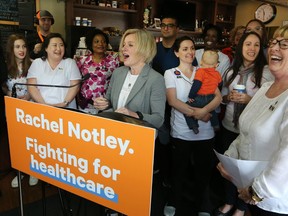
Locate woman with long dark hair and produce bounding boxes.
[1,34,31,99]
[215,31,273,216]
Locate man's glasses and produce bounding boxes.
[268,39,288,49]
[160,23,176,29]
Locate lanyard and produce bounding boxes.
[37,30,44,43]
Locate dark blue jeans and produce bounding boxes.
[185,94,218,129]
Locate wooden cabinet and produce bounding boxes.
[65,0,145,56]
[201,0,237,34]
[214,0,237,34]
[66,1,144,30]
[64,0,238,55]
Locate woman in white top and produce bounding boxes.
[216,31,274,216]
[218,24,288,216]
[164,36,222,216]
[27,33,81,109]
[1,34,36,188]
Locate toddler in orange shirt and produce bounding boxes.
[185,50,222,134]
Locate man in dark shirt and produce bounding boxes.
[152,15,180,76]
[27,10,54,59]
[152,15,198,75]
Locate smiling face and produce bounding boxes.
[160,18,178,40]
[268,37,288,78]
[14,39,27,62]
[92,34,107,54]
[121,33,144,67]
[242,34,260,66]
[45,37,65,61]
[39,17,52,34]
[245,21,263,38]
[174,39,195,64]
[204,28,218,49]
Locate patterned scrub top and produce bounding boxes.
[76,52,120,108]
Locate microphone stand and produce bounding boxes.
[11,73,90,216]
[17,170,24,216]
[12,73,90,98]
[11,90,25,216]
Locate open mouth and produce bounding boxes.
[271,55,282,61]
[123,53,129,60]
[247,52,256,57]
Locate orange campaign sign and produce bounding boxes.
[5,97,156,216]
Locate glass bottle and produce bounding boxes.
[98,0,106,7]
[106,0,112,7]
[117,0,122,8]
[129,0,135,10]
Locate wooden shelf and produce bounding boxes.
[216,20,234,24]
[0,20,18,25]
[73,3,137,14]
[147,27,203,36]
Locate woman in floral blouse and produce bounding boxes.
[76,29,120,114]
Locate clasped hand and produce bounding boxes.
[228,90,251,104]
[186,106,211,122]
[93,97,109,110]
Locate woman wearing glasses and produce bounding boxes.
[217,25,288,216]
[245,19,268,46]
[215,31,273,216]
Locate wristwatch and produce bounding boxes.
[136,111,144,120]
[249,186,263,202]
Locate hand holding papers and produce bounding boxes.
[214,150,268,188]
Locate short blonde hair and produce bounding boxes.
[119,28,156,63]
[273,24,288,39]
[201,50,219,67]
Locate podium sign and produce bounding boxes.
[5,97,156,216]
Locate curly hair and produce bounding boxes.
[202,23,223,42]
[85,28,109,53]
[6,34,31,78]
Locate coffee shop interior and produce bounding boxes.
[0,0,287,215]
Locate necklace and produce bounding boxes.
[126,72,138,89]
